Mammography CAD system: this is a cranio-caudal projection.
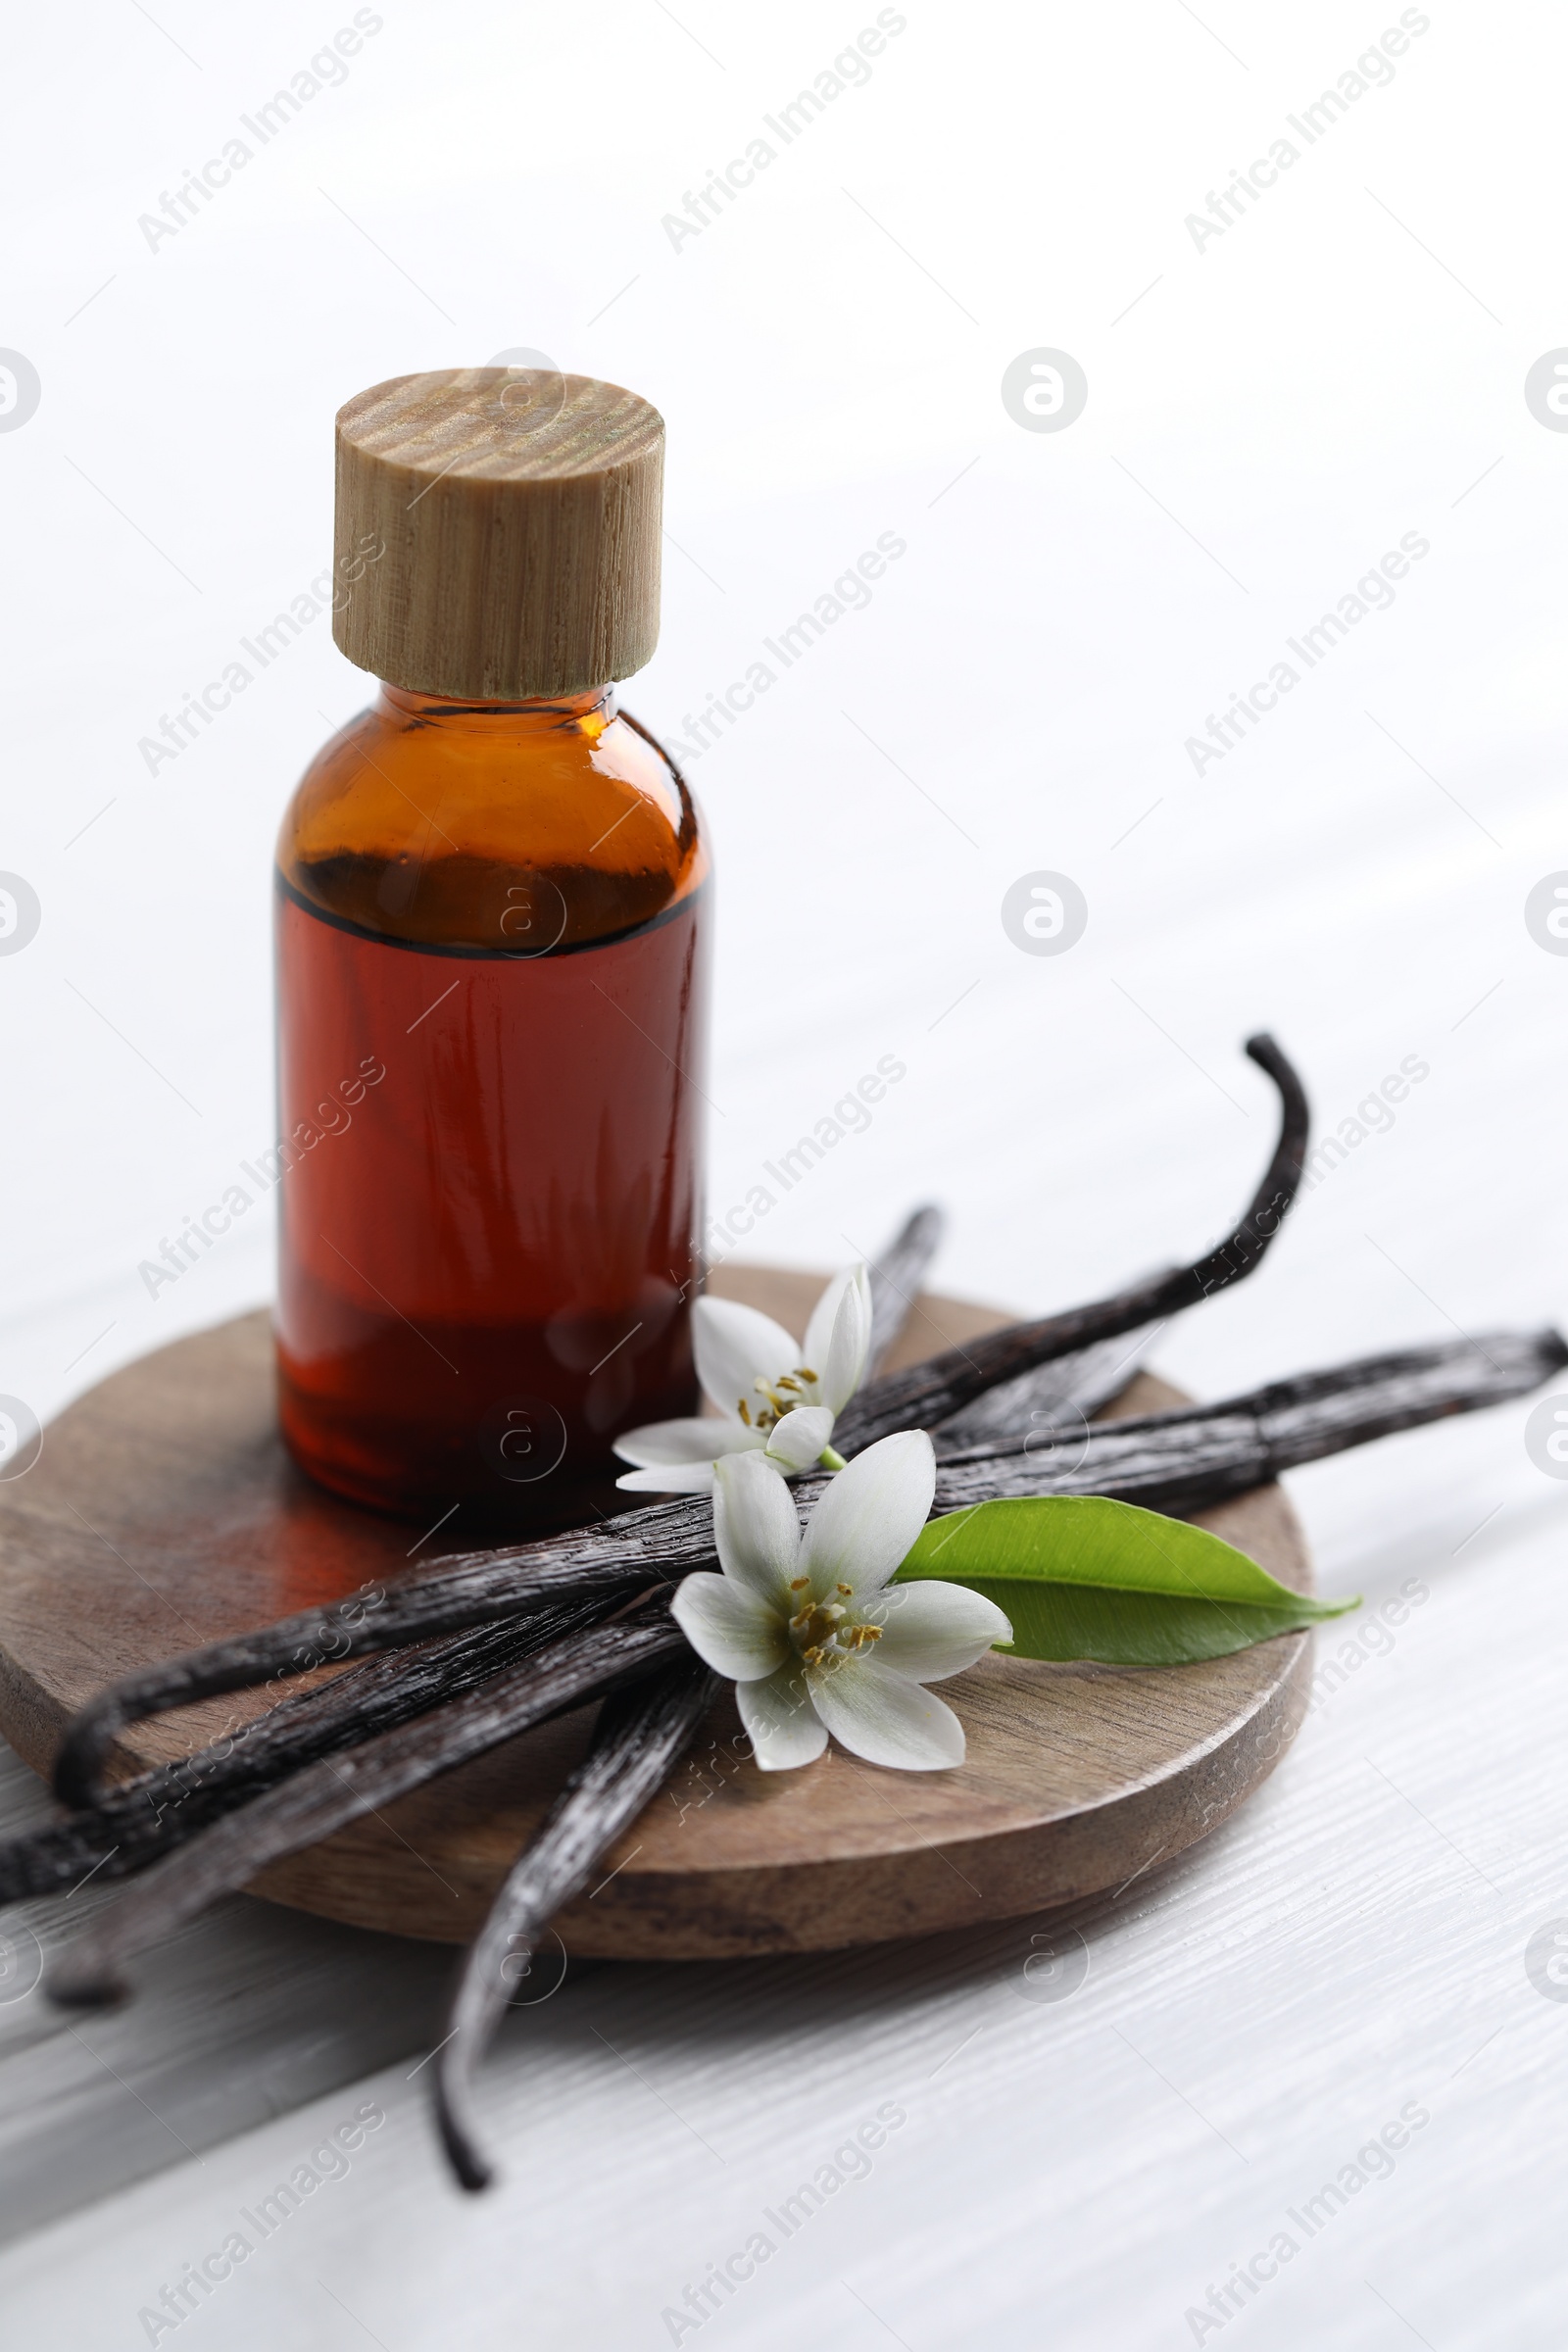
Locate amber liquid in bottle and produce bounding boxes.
[274,683,708,1528]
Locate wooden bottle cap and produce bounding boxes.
[332,368,664,700]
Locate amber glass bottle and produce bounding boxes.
[274,370,708,1529]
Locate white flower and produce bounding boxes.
[613,1265,873,1494]
[670,1434,1011,1772]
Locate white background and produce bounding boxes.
[2,1,1567,2344]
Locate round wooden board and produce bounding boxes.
[0,1271,1314,1959]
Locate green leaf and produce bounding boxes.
[894,1494,1356,1666]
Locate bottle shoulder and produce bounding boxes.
[277,692,706,953]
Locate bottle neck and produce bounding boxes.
[376,681,618,738]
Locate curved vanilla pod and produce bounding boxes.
[833,1033,1309,1454]
[45,1606,686,2011]
[2,1597,610,1905]
[925,1329,1568,1519]
[866,1203,946,1373]
[434,1654,716,2193]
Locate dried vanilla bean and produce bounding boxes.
[434,1654,716,2192]
[866,1203,946,1372]
[0,1594,618,1905]
[834,1033,1308,1453]
[52,1516,702,1809]
[45,1605,687,2010]
[934,1320,1162,1452]
[925,1328,1567,1518]
[57,1036,1307,1806]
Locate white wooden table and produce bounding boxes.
[5,0,1567,2338]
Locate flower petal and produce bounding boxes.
[711,1449,804,1605]
[799,1429,936,1600]
[862,1582,1011,1680]
[614,1460,720,1494]
[693,1297,801,1421]
[762,1405,834,1472]
[806,1656,966,1770]
[803,1266,853,1381]
[736,1661,828,1771]
[612,1416,747,1469]
[806,1265,873,1414]
[671,1573,788,1682]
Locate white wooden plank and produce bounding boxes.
[0,1740,456,2242]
